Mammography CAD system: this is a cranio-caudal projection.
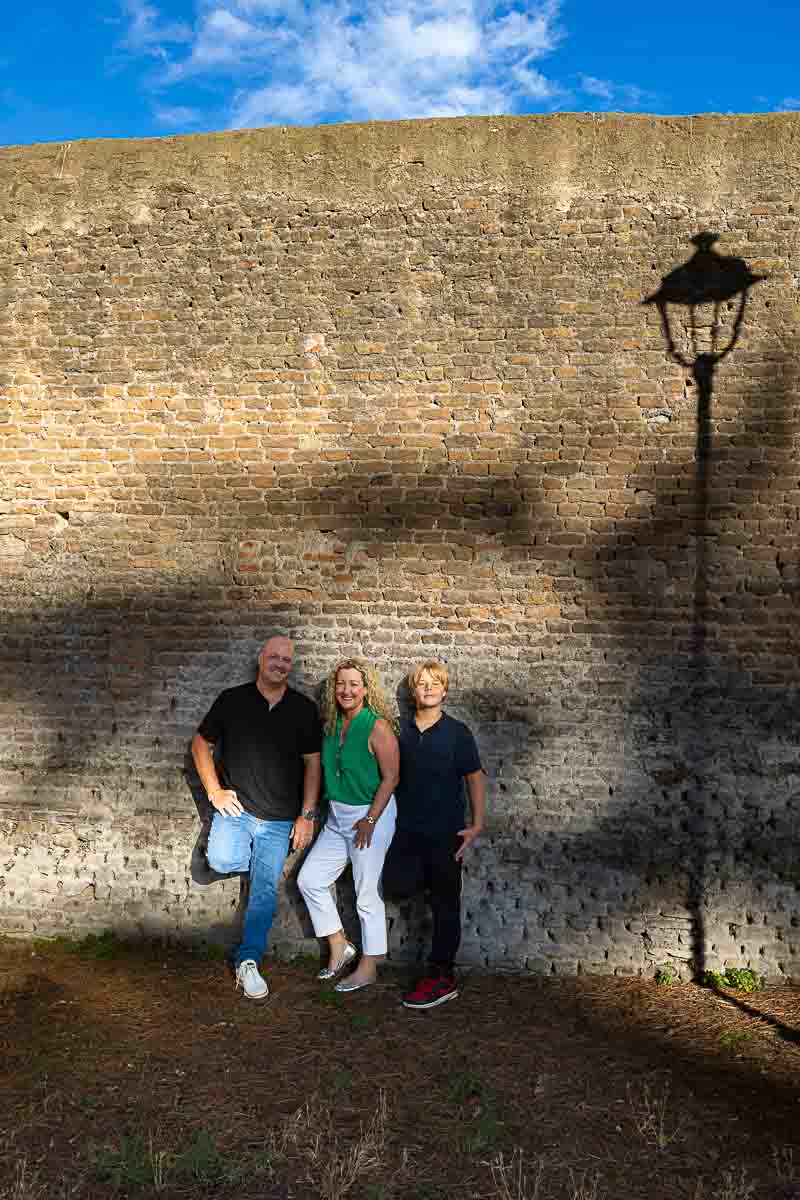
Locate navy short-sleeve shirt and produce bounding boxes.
[395,713,482,834]
[198,683,322,821]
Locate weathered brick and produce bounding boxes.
[0,114,797,979]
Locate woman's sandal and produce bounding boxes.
[317,941,358,980]
[334,973,375,993]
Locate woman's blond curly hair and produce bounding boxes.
[322,658,398,735]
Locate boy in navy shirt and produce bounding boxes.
[383,661,486,1008]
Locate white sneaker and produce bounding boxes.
[235,959,269,1001]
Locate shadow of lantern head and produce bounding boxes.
[644,232,767,368]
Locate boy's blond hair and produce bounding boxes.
[407,660,449,693]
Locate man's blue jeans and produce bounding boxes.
[206,811,293,968]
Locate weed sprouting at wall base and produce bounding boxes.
[655,964,679,986]
[703,968,762,994]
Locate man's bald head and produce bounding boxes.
[257,636,294,694]
[261,635,293,660]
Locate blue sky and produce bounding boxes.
[2,0,798,147]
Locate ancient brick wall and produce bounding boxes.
[2,114,799,978]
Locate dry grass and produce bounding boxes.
[486,1153,609,1200]
[627,1077,684,1151]
[773,1145,797,1187]
[489,1150,547,1200]
[319,1090,388,1200]
[0,1158,45,1200]
[278,1090,388,1199]
[691,1167,758,1200]
[567,1170,604,1200]
[2,938,800,1200]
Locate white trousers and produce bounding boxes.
[298,798,396,956]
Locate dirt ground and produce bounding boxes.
[2,936,799,1200]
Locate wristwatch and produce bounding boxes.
[364,814,376,826]
[301,810,318,821]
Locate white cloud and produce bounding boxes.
[488,3,562,55]
[232,81,318,126]
[778,97,800,111]
[119,0,192,58]
[152,103,203,126]
[512,64,559,102]
[233,0,302,11]
[577,74,653,110]
[119,0,575,126]
[158,7,282,81]
[379,13,482,64]
[579,75,613,100]
[621,83,649,107]
[207,8,258,39]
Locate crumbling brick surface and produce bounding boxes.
[1,114,799,977]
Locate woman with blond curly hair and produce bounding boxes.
[298,658,399,992]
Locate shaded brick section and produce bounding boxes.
[1,114,799,977]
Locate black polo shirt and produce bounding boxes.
[395,713,482,835]
[198,683,322,821]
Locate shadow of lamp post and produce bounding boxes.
[644,232,765,977]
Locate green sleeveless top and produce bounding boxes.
[322,707,381,806]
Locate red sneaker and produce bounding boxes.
[402,975,459,1009]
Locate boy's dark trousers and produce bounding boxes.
[382,828,462,975]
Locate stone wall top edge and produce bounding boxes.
[2,112,799,216]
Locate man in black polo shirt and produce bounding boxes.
[383,660,485,1009]
[191,635,322,1001]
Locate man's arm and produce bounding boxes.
[290,752,322,850]
[456,769,486,861]
[190,732,243,817]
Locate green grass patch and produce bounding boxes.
[88,1130,158,1191]
[187,940,228,962]
[75,931,133,960]
[348,1010,376,1029]
[448,1067,486,1104]
[442,1065,502,1155]
[321,1065,354,1102]
[176,1127,227,1184]
[312,989,347,1010]
[719,1029,753,1050]
[87,1126,252,1193]
[30,931,139,961]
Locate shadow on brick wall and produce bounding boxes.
[3,376,799,975]
[581,243,796,979]
[2,236,797,984]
